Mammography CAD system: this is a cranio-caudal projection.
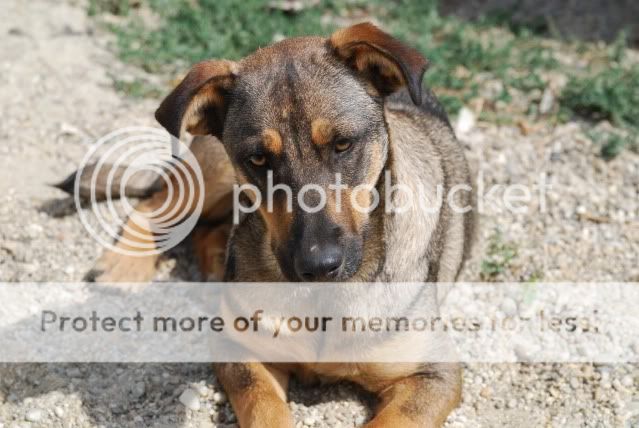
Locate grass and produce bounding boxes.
[561,66,639,158]
[562,66,639,126]
[90,0,638,156]
[109,0,330,73]
[88,0,134,16]
[480,230,517,281]
[111,75,163,99]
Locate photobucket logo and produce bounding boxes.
[233,170,550,222]
[74,127,204,256]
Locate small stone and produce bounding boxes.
[507,399,517,409]
[622,376,633,387]
[193,383,209,397]
[212,392,226,404]
[570,377,580,389]
[53,406,65,418]
[66,367,82,378]
[455,107,476,135]
[500,298,518,316]
[179,389,201,411]
[131,381,146,399]
[303,416,316,426]
[480,387,493,399]
[539,88,554,114]
[25,409,43,422]
[8,28,24,36]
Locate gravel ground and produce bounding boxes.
[0,0,638,427]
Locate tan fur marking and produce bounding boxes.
[329,22,428,103]
[325,188,370,235]
[311,118,334,146]
[193,224,231,281]
[156,60,238,138]
[262,128,283,155]
[259,200,293,245]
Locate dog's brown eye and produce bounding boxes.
[249,155,267,167]
[334,140,352,153]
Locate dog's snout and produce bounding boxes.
[294,242,344,281]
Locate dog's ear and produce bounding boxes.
[329,22,428,105]
[155,60,239,138]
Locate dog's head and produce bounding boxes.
[155,23,428,282]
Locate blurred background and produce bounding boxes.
[0,0,637,427]
[91,0,639,158]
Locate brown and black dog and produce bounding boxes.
[68,23,475,428]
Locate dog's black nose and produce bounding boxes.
[294,243,344,281]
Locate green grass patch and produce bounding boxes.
[109,0,331,73]
[561,66,639,127]
[562,65,639,158]
[480,230,517,281]
[111,76,164,99]
[88,0,133,16]
[587,128,638,160]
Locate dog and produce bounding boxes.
[63,22,474,428]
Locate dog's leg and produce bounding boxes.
[89,191,166,282]
[192,223,231,280]
[88,137,234,282]
[215,363,294,428]
[363,364,461,428]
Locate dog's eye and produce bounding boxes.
[249,154,267,167]
[334,139,352,153]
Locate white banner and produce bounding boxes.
[0,282,636,363]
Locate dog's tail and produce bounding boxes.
[52,164,163,201]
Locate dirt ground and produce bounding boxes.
[0,0,638,427]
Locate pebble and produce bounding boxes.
[303,416,316,426]
[131,382,146,399]
[194,383,209,397]
[212,392,226,404]
[539,88,555,114]
[570,377,580,389]
[507,399,517,409]
[455,107,476,135]
[179,389,201,411]
[54,406,65,418]
[500,297,518,316]
[622,375,633,387]
[480,387,493,399]
[66,367,82,378]
[25,409,43,422]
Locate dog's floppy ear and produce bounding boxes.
[155,60,239,138]
[329,22,428,105]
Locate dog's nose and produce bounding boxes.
[294,243,344,281]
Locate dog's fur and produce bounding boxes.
[71,23,474,427]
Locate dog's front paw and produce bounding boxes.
[85,249,157,283]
